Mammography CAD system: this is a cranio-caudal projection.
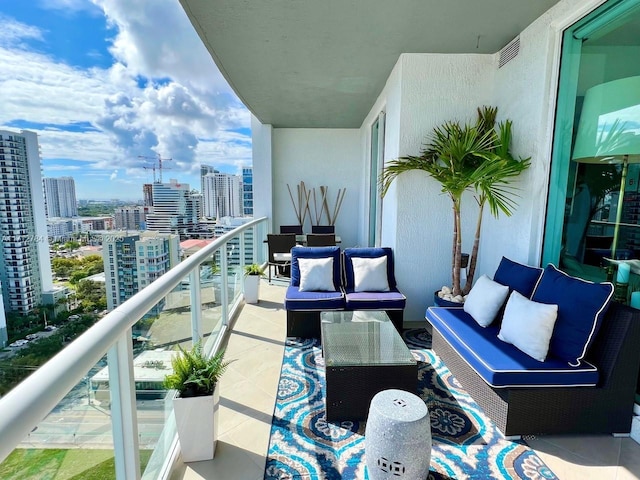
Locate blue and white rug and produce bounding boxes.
[264,329,558,480]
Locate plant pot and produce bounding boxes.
[433,290,465,308]
[244,275,260,304]
[173,385,220,462]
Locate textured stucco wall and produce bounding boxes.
[361,54,496,322]
[479,0,607,279]
[271,129,361,248]
[393,54,494,322]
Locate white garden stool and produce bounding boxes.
[365,389,431,480]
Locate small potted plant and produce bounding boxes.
[244,263,264,304]
[164,342,230,462]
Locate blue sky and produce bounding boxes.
[0,0,251,200]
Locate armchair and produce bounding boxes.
[284,246,344,337]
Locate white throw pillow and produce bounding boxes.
[463,275,509,327]
[498,291,558,362]
[298,257,335,292]
[352,256,390,292]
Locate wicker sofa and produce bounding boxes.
[426,300,640,437]
[284,246,406,337]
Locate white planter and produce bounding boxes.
[173,385,220,462]
[244,275,260,304]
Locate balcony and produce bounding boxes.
[1,217,639,479]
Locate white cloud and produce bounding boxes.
[92,0,233,95]
[1,1,251,198]
[39,0,102,14]
[0,15,44,47]
[110,170,118,180]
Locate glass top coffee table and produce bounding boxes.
[321,310,417,421]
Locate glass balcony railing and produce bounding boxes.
[0,217,268,480]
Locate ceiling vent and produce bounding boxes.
[498,37,520,68]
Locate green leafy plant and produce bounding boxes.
[163,342,230,398]
[244,263,265,276]
[381,106,531,297]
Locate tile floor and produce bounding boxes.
[173,279,640,480]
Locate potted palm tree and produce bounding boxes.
[244,263,264,304]
[164,342,230,462]
[381,106,531,303]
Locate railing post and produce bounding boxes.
[108,330,141,480]
[220,242,229,326]
[189,269,202,342]
[239,230,246,269]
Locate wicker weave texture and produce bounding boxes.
[430,302,640,436]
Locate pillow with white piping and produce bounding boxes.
[498,291,558,362]
[463,275,509,327]
[298,257,336,292]
[352,256,390,292]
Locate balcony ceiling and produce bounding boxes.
[180,0,561,128]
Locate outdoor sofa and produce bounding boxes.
[284,246,406,337]
[426,257,640,437]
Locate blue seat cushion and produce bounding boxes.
[284,286,345,311]
[344,290,406,310]
[426,306,599,388]
[532,264,614,367]
[493,256,544,298]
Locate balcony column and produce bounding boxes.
[108,330,141,480]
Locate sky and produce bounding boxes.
[0,0,252,201]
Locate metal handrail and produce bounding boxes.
[0,217,267,465]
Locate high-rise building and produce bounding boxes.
[0,129,54,314]
[114,206,152,230]
[102,231,179,312]
[43,176,78,218]
[203,172,243,219]
[213,216,255,266]
[242,166,253,216]
[143,184,153,207]
[145,180,198,238]
[200,164,218,195]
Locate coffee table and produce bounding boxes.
[320,310,417,421]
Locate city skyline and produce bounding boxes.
[0,0,252,201]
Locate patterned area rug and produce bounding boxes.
[264,329,558,480]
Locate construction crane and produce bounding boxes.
[138,154,173,183]
[142,164,159,183]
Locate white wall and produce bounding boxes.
[272,129,361,248]
[363,54,495,321]
[358,0,611,322]
[479,0,607,278]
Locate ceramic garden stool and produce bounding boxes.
[365,389,431,480]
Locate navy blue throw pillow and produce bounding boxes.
[493,257,543,299]
[532,264,614,366]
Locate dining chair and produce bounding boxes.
[305,233,336,247]
[279,225,304,234]
[267,233,298,283]
[311,225,335,234]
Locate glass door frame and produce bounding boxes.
[542,0,640,265]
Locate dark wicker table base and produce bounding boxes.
[325,363,417,421]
